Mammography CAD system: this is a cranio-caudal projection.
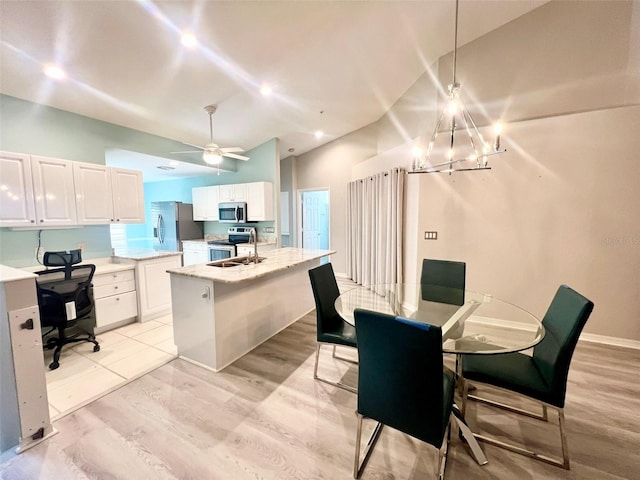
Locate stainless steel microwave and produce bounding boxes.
[218,202,247,223]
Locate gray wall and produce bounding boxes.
[295,0,640,342]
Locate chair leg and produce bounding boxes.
[313,343,357,394]
[467,390,570,469]
[332,344,359,364]
[436,418,452,480]
[353,414,383,479]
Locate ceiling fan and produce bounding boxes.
[172,105,249,164]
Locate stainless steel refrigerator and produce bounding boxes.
[152,202,203,254]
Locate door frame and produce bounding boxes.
[296,188,330,249]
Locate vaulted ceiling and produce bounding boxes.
[0,1,547,161]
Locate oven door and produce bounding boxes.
[208,244,236,261]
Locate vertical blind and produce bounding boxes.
[346,168,405,286]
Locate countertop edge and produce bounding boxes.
[167,248,335,284]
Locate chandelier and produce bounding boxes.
[411,0,506,174]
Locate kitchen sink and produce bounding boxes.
[208,256,267,268]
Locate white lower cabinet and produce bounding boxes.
[131,255,182,322]
[92,268,138,330]
[236,243,277,256]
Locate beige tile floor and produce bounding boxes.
[43,315,177,420]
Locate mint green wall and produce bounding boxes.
[0,95,281,266]
[126,138,279,247]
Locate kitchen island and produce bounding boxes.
[167,247,334,372]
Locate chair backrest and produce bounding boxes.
[354,308,451,448]
[533,284,594,407]
[42,249,83,279]
[308,263,343,338]
[420,259,466,306]
[36,264,96,325]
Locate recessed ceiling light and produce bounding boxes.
[43,64,66,80]
[260,84,272,96]
[181,32,198,48]
[315,130,324,140]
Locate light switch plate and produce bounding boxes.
[424,231,438,240]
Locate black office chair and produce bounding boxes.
[420,259,466,306]
[35,250,100,370]
[308,263,357,393]
[461,285,594,469]
[353,308,455,479]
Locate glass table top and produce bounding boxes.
[335,284,544,355]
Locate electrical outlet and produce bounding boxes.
[263,227,275,233]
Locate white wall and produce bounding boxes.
[295,0,640,342]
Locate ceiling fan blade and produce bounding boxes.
[170,150,204,154]
[223,153,250,161]
[220,147,244,153]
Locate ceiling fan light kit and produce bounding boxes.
[410,0,506,175]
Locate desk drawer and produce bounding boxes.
[93,279,136,299]
[92,269,135,287]
[95,290,137,328]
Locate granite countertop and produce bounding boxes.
[235,241,277,247]
[111,249,182,261]
[0,265,37,283]
[16,257,134,275]
[167,247,335,284]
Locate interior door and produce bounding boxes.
[300,190,329,249]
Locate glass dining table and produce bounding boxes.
[335,284,544,355]
[335,283,545,465]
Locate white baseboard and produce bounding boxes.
[579,333,640,350]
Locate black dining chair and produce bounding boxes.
[308,263,357,393]
[461,284,594,469]
[35,250,100,370]
[353,308,455,479]
[420,259,466,306]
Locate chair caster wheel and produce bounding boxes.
[93,345,100,352]
[49,361,59,370]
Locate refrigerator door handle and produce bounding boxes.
[159,214,165,245]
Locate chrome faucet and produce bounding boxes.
[249,229,258,263]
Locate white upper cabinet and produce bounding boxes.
[0,151,36,227]
[111,167,145,224]
[73,162,115,224]
[30,155,78,226]
[246,181,274,221]
[0,151,144,227]
[219,183,248,203]
[192,186,219,221]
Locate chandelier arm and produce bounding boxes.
[423,108,447,166]
[459,108,481,166]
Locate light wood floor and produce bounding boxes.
[1,312,639,479]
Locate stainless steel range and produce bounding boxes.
[207,227,255,261]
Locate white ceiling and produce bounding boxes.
[0,0,547,169]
